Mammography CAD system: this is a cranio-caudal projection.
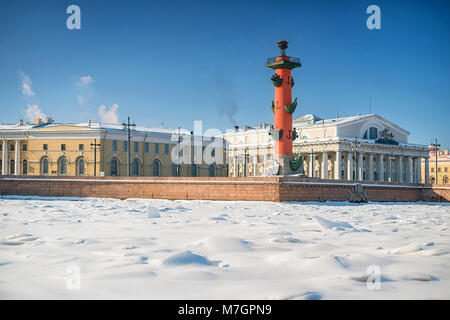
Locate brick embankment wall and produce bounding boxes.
[0,175,448,202]
[279,177,426,202]
[0,176,281,202]
[421,185,450,202]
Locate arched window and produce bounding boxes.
[209,164,216,177]
[77,158,85,175]
[363,127,379,140]
[132,159,140,176]
[443,176,448,184]
[59,158,67,175]
[110,158,118,176]
[22,160,28,174]
[42,158,49,175]
[431,176,436,183]
[153,160,160,177]
[9,159,14,174]
[191,164,197,177]
[369,127,378,139]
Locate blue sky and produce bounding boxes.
[0,0,449,148]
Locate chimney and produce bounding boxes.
[88,120,92,126]
[19,119,23,125]
[46,118,53,124]
[234,125,239,132]
[35,118,42,125]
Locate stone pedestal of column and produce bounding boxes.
[274,153,305,176]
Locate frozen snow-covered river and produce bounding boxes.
[0,196,449,299]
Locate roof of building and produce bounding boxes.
[0,121,192,135]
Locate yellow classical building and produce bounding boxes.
[422,150,450,184]
[0,118,227,177]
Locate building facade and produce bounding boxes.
[0,118,227,177]
[224,113,430,183]
[422,150,450,184]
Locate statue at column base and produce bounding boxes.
[273,154,306,176]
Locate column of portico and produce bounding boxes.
[322,151,328,179]
[233,155,237,177]
[334,151,342,180]
[398,156,404,183]
[368,153,374,181]
[347,151,353,181]
[387,156,393,182]
[357,152,363,181]
[416,157,422,183]
[253,155,257,177]
[310,152,315,177]
[411,158,417,183]
[1,139,7,175]
[425,157,430,183]
[407,156,413,183]
[378,154,384,182]
[14,140,20,175]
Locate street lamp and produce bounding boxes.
[243,147,249,177]
[430,139,440,183]
[176,126,183,177]
[351,137,360,181]
[122,116,136,177]
[388,150,394,182]
[90,139,101,176]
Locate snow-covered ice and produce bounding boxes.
[0,196,449,299]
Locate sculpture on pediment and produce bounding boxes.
[380,127,394,141]
[376,127,399,145]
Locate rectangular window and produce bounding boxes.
[79,144,84,151]
[123,141,128,152]
[43,144,48,151]
[438,168,441,172]
[155,143,159,154]
[134,142,139,153]
[445,167,448,172]
[0,143,2,151]
[22,144,27,151]
[112,140,117,152]
[61,144,66,151]
[9,144,14,151]
[145,143,150,153]
[211,148,215,157]
[164,144,169,155]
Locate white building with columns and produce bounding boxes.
[223,113,430,183]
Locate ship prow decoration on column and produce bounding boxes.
[266,40,304,176]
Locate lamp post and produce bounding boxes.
[90,139,101,176]
[243,147,249,177]
[176,126,183,177]
[388,150,394,182]
[122,116,136,177]
[351,137,360,181]
[430,139,440,183]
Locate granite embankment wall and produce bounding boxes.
[0,175,448,202]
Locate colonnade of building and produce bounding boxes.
[302,150,429,184]
[228,147,429,184]
[1,139,21,175]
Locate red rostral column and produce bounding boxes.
[266,41,301,174]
